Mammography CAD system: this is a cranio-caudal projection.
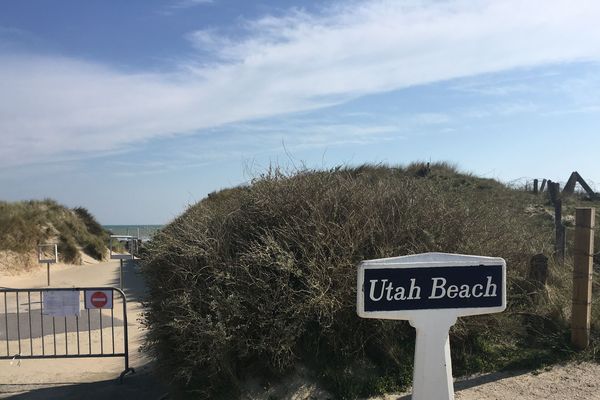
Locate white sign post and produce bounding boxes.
[38,243,58,286]
[357,252,506,400]
[110,235,134,290]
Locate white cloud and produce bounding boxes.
[175,0,213,6]
[164,0,213,11]
[462,101,541,119]
[2,0,600,168]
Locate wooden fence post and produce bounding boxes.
[528,253,549,303]
[554,199,565,263]
[533,179,539,195]
[529,253,548,285]
[548,181,561,204]
[571,207,595,350]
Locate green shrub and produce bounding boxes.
[73,206,105,236]
[141,164,583,399]
[58,234,81,264]
[83,237,106,261]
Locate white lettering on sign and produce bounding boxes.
[368,275,498,302]
[369,278,421,301]
[429,276,497,299]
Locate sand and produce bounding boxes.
[366,363,600,400]
[240,362,600,400]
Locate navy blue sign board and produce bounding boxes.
[357,252,506,319]
[363,265,503,312]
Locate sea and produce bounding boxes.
[103,225,163,242]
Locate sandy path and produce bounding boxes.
[240,362,600,400]
[0,260,166,399]
[362,362,600,400]
[453,362,600,400]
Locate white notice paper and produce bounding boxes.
[43,291,81,317]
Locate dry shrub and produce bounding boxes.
[141,164,565,399]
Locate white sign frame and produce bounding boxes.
[357,252,506,319]
[357,252,507,400]
[38,243,59,264]
[110,235,134,260]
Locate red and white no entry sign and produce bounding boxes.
[91,291,108,307]
[84,289,113,309]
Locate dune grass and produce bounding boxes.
[0,199,110,269]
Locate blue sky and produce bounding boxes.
[1,0,599,224]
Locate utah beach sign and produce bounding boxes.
[357,253,506,400]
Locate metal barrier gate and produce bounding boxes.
[0,287,135,382]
